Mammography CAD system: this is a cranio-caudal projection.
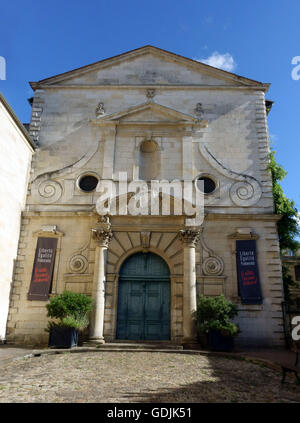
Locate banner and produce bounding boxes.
[28,237,58,301]
[236,240,263,305]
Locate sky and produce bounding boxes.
[1,0,300,217]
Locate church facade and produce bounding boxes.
[5,46,284,347]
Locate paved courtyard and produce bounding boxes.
[0,351,300,403]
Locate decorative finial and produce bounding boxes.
[95,102,105,117]
[146,89,156,100]
[195,103,203,117]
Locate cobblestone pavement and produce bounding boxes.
[0,346,34,364]
[0,351,300,403]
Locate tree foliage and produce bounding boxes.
[268,150,300,301]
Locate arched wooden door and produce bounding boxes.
[116,252,170,340]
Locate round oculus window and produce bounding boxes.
[78,175,99,192]
[196,176,216,194]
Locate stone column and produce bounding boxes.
[179,228,201,343]
[89,218,112,344]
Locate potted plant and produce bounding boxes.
[196,294,239,352]
[46,291,93,348]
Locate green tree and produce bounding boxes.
[268,150,300,302]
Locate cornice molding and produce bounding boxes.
[31,84,270,91]
[228,233,259,240]
[22,210,281,221]
[90,101,204,124]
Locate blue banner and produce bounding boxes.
[236,240,263,305]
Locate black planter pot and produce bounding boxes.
[207,330,234,352]
[48,327,78,349]
[197,333,208,349]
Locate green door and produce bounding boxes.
[116,252,170,340]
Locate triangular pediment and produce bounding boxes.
[30,46,269,91]
[91,102,204,125]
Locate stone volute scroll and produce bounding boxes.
[202,256,224,276]
[199,229,224,276]
[229,180,262,207]
[67,238,90,274]
[33,179,63,204]
[198,143,262,207]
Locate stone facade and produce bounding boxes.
[0,93,35,341]
[5,46,284,347]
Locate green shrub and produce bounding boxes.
[268,150,300,302]
[196,294,239,337]
[46,315,89,331]
[46,291,93,331]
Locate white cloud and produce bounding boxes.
[196,51,237,72]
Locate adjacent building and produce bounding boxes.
[282,245,300,307]
[0,93,35,341]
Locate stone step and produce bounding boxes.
[82,341,183,350]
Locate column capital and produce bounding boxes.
[92,228,113,247]
[92,216,113,247]
[179,228,202,247]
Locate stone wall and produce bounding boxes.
[6,213,284,347]
[28,86,272,212]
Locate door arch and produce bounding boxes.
[116,252,170,340]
